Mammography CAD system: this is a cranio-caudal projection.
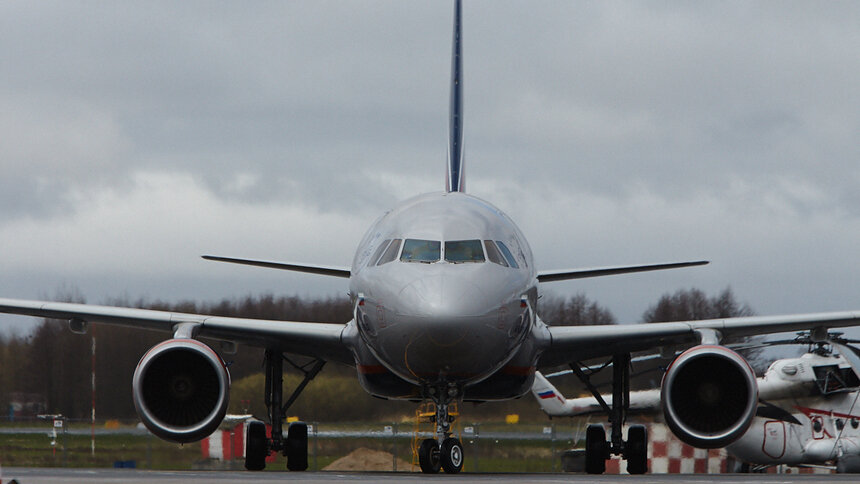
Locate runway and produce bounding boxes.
[2,468,858,484]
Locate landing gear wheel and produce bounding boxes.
[418,438,441,474]
[585,424,607,474]
[244,420,268,471]
[440,437,464,474]
[625,425,648,475]
[286,421,309,471]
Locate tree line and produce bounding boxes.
[0,287,753,422]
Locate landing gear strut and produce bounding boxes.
[245,350,325,471]
[416,389,464,474]
[573,353,648,475]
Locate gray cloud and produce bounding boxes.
[1,1,858,331]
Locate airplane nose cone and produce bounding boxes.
[390,274,506,382]
[398,274,488,321]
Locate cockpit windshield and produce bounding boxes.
[495,241,519,268]
[401,239,441,263]
[445,240,485,263]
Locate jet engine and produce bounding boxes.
[661,345,758,449]
[132,339,230,443]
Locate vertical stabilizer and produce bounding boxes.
[446,0,465,193]
[531,372,571,416]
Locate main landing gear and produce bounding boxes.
[572,353,648,475]
[415,393,465,474]
[245,350,325,471]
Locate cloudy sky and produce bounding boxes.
[1,1,858,335]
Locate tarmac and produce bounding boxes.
[2,468,860,484]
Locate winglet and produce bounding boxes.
[446,0,465,193]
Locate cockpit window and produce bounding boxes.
[483,240,508,267]
[445,240,485,263]
[495,241,519,269]
[376,239,402,265]
[401,239,440,263]
[369,239,392,266]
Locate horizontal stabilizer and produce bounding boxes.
[537,260,708,283]
[202,255,351,278]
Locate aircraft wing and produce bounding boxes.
[0,298,354,364]
[540,311,860,366]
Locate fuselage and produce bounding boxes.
[346,192,543,400]
[727,352,860,466]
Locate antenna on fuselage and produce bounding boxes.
[446,0,465,193]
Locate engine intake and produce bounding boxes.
[132,339,230,443]
[661,345,757,449]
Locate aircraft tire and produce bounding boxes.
[440,437,464,473]
[286,421,309,471]
[244,420,267,471]
[585,424,607,474]
[418,438,441,474]
[625,425,648,475]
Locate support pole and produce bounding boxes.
[610,353,631,454]
[91,324,96,457]
[265,350,284,452]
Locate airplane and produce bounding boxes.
[531,333,860,473]
[1,0,860,475]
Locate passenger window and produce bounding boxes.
[376,239,402,265]
[401,239,440,263]
[496,241,519,269]
[483,240,508,267]
[445,240,485,263]
[369,239,391,266]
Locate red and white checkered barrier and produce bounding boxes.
[201,421,275,464]
[602,423,833,474]
[603,423,726,474]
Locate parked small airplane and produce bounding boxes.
[532,333,860,473]
[1,1,860,475]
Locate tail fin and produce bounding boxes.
[531,372,572,416]
[446,0,465,192]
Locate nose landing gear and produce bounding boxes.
[413,397,464,474]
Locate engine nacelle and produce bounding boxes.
[132,339,230,443]
[661,345,757,449]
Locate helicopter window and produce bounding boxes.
[369,239,392,266]
[495,241,519,269]
[401,239,440,263]
[840,367,860,388]
[445,240,485,263]
[376,239,402,265]
[484,240,508,267]
[812,364,859,394]
[852,419,859,429]
[836,419,845,431]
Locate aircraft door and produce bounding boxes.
[762,421,786,459]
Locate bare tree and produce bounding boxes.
[539,293,616,326]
